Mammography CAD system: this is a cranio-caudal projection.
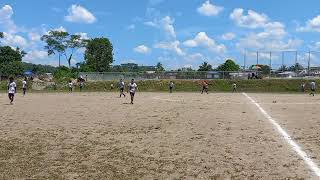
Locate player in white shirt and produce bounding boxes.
[310,81,316,96]
[119,79,126,98]
[68,80,73,92]
[128,79,137,104]
[8,77,17,105]
[22,77,27,96]
[169,81,174,93]
[232,83,237,93]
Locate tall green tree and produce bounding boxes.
[0,46,26,77]
[198,61,213,71]
[41,31,86,67]
[260,65,271,75]
[278,65,288,72]
[217,59,240,71]
[288,63,304,72]
[155,62,165,72]
[84,38,114,72]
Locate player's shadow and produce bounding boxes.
[122,103,133,105]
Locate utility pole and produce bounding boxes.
[295,51,298,73]
[308,50,311,76]
[256,51,259,65]
[282,51,285,72]
[243,50,246,70]
[269,51,272,77]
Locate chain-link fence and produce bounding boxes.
[79,71,261,81]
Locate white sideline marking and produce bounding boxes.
[153,96,182,102]
[243,93,320,177]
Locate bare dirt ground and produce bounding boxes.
[0,92,319,179]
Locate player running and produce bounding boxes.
[79,80,84,92]
[22,77,27,96]
[119,79,126,98]
[68,80,73,92]
[301,82,306,93]
[201,80,209,94]
[8,77,17,105]
[128,79,137,104]
[232,83,237,93]
[310,81,316,96]
[169,81,174,93]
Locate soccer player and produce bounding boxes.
[119,79,126,98]
[79,80,84,92]
[22,77,27,96]
[8,77,17,105]
[310,81,316,96]
[68,80,73,92]
[169,81,174,93]
[301,82,306,93]
[128,79,137,104]
[201,80,209,94]
[232,83,237,93]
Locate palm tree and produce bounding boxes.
[198,61,213,71]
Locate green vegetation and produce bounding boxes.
[6,79,314,93]
[198,62,212,71]
[53,66,78,82]
[0,46,26,77]
[23,62,57,74]
[216,59,240,71]
[81,37,114,72]
[155,62,165,72]
[41,30,87,67]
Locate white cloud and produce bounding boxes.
[120,59,137,64]
[65,5,96,24]
[197,1,223,17]
[52,26,67,32]
[0,5,17,33]
[221,32,236,40]
[230,8,269,29]
[185,53,205,62]
[309,41,320,51]
[144,16,176,39]
[229,8,300,51]
[127,24,135,30]
[23,50,48,62]
[154,41,185,56]
[183,32,226,53]
[28,32,41,41]
[236,33,302,51]
[144,21,157,27]
[2,32,28,48]
[134,45,151,54]
[297,15,320,32]
[75,32,89,39]
[160,16,176,38]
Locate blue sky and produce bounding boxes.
[1,0,320,69]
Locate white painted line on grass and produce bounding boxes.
[242,93,320,177]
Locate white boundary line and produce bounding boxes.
[242,93,320,177]
[152,96,182,102]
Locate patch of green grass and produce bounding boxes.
[1,79,319,93]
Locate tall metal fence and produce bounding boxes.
[79,71,260,81]
[242,50,320,71]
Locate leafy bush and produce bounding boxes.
[53,66,78,82]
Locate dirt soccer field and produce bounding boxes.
[1,92,320,179]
